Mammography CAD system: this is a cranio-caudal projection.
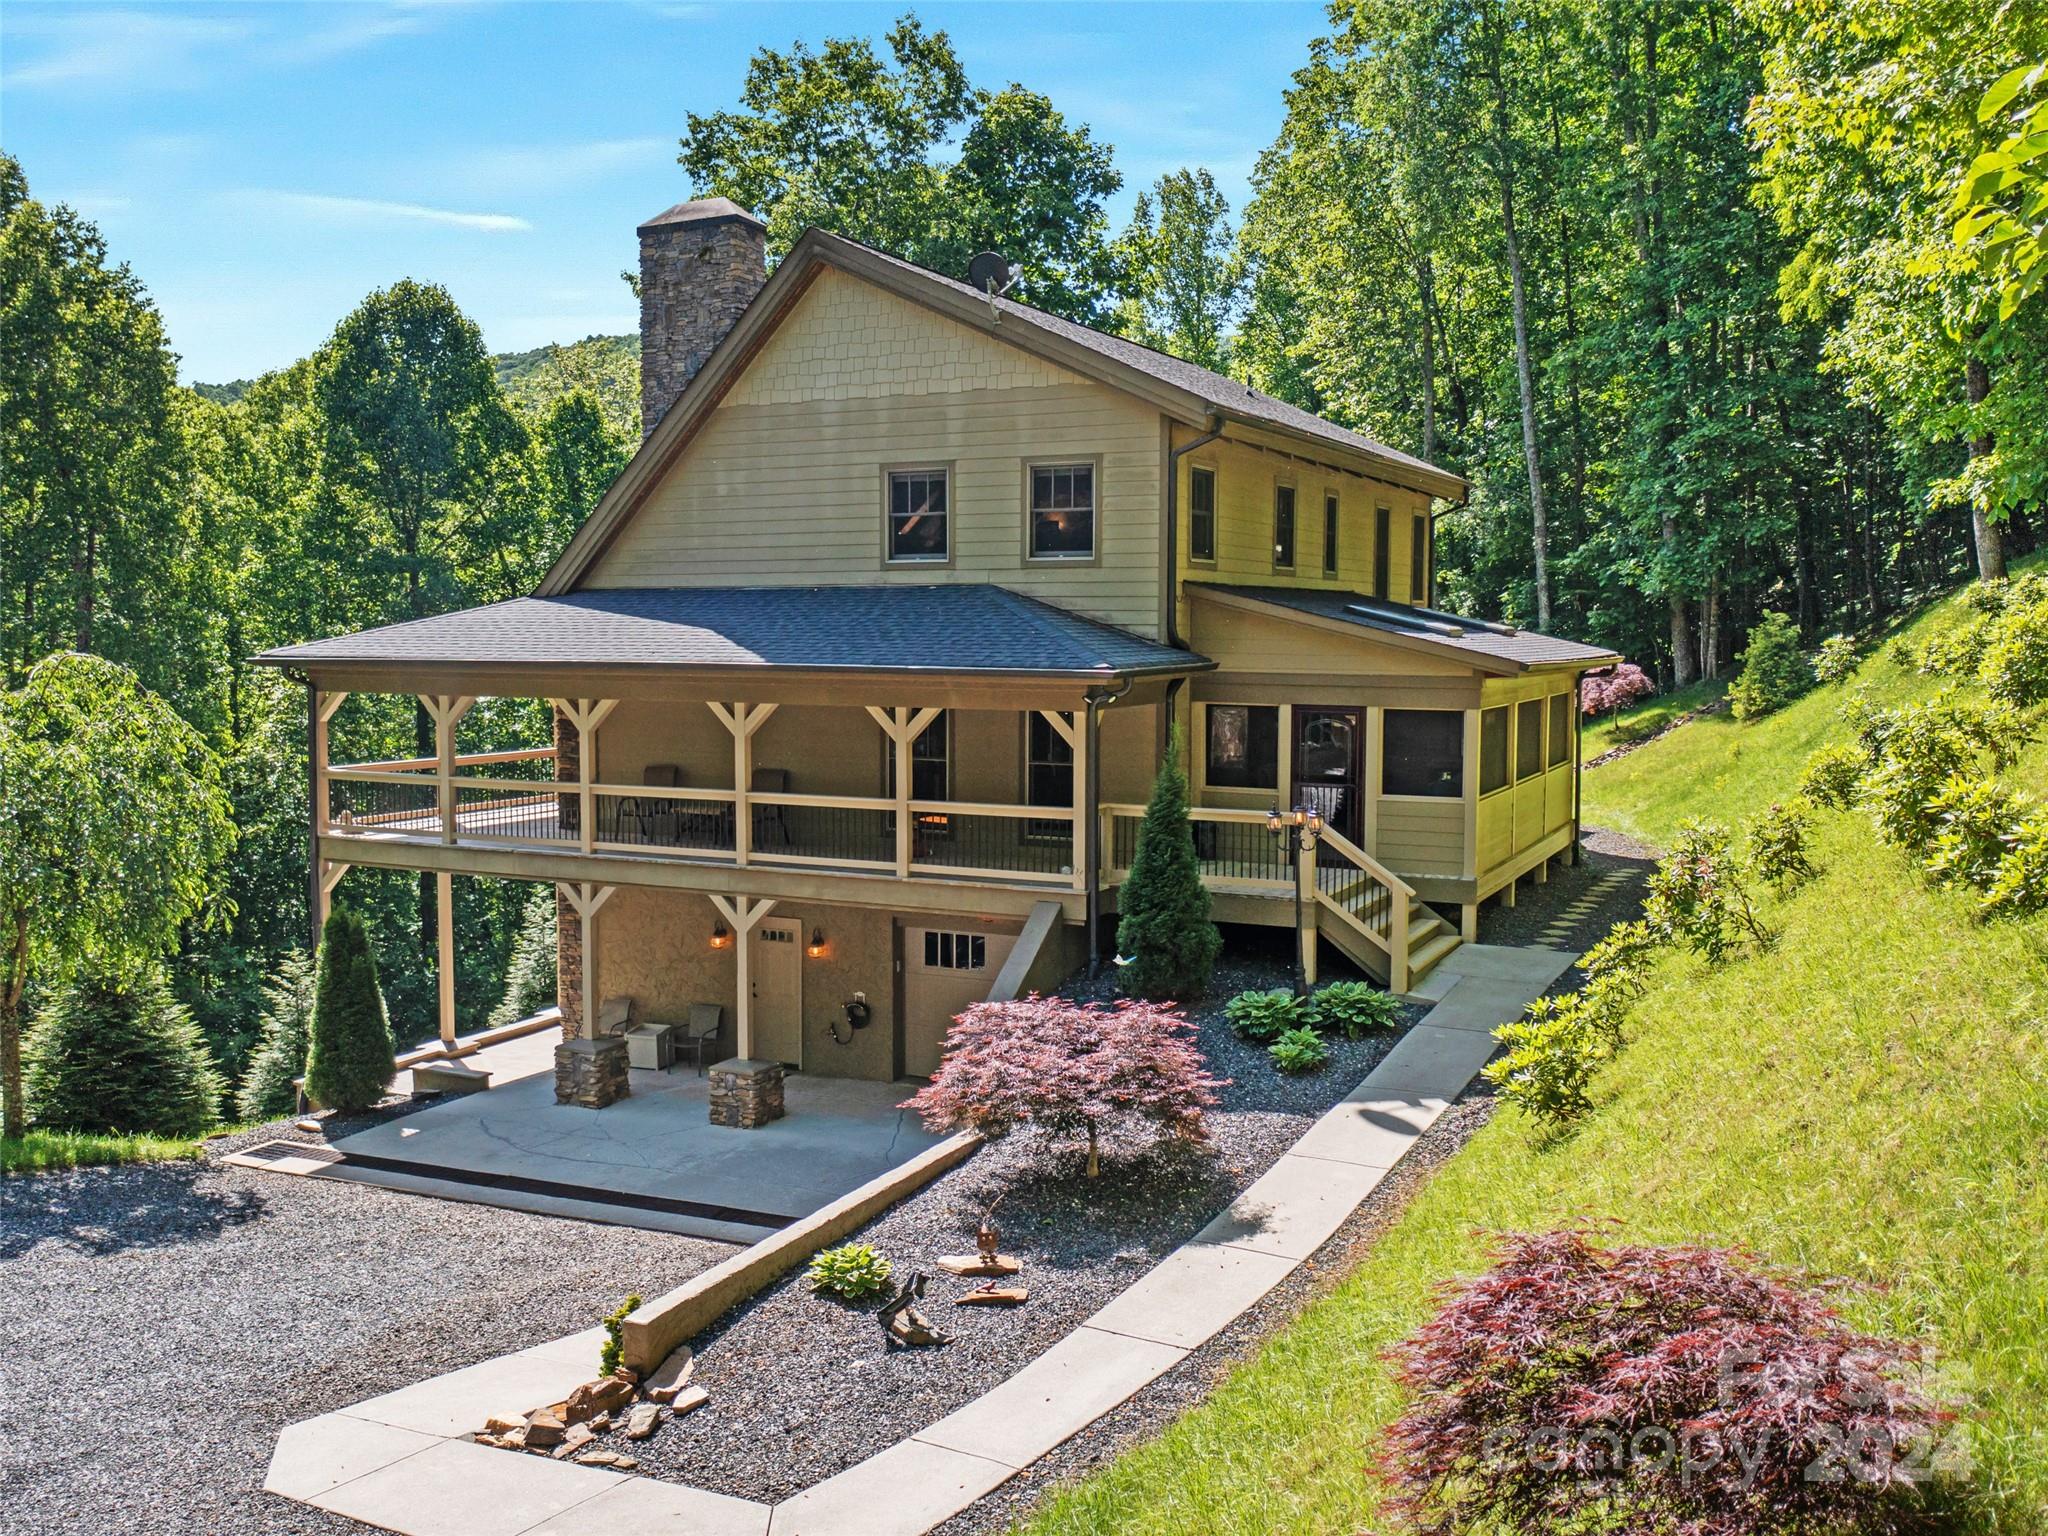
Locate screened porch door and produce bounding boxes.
[1292,707,1363,849]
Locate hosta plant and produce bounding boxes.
[1384,1229,1953,1536]
[807,1243,893,1301]
[1224,987,1307,1043]
[1267,1026,1329,1074]
[1303,980,1400,1037]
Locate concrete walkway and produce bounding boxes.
[264,944,1576,1536]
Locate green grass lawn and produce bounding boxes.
[1580,678,1723,760]
[1017,579,2048,1535]
[1,1127,211,1174]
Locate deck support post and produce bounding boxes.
[1388,883,1410,994]
[552,698,618,855]
[1296,836,1319,989]
[559,881,615,1039]
[316,859,350,934]
[711,702,778,866]
[867,706,940,879]
[309,690,349,951]
[420,694,475,844]
[436,869,457,1049]
[708,893,778,1058]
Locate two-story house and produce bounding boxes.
[257,196,1616,1091]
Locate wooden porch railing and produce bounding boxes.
[1103,804,1416,991]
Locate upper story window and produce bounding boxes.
[1029,462,1095,559]
[1273,485,1297,570]
[1373,506,1392,599]
[1323,492,1339,576]
[1206,704,1279,790]
[887,468,949,563]
[1411,513,1430,603]
[1188,466,1217,562]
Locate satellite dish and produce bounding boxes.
[968,251,1015,296]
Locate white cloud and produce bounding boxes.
[452,137,673,196]
[246,191,532,234]
[1,9,250,90]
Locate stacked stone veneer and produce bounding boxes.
[638,197,767,441]
[555,1036,629,1109]
[708,1058,785,1129]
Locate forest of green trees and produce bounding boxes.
[2,1,2043,1123]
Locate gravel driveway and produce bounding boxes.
[0,1130,726,1536]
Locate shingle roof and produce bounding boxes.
[843,236,1461,494]
[254,585,1213,678]
[1188,584,1620,672]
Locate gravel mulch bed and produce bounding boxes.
[937,1089,1501,1536]
[592,940,1424,1504]
[1477,827,1657,961]
[0,1116,727,1536]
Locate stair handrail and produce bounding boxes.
[1314,825,1418,899]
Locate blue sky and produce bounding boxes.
[2,1,1329,383]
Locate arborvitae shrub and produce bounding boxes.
[488,889,558,1029]
[236,951,317,1122]
[1115,730,1221,1000]
[25,971,224,1137]
[304,905,396,1113]
[1728,612,1813,720]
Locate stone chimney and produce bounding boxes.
[636,197,768,440]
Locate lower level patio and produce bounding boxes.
[315,1056,951,1243]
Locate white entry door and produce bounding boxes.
[902,925,1017,1077]
[752,921,803,1068]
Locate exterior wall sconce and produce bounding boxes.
[710,918,732,950]
[807,927,828,958]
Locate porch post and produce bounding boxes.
[552,698,617,855]
[436,869,457,1049]
[420,694,475,844]
[1039,709,1083,891]
[560,881,615,1039]
[1297,835,1319,988]
[711,702,778,866]
[708,893,777,1058]
[317,859,350,933]
[867,705,940,880]
[309,689,348,950]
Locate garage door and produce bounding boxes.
[902,925,1018,1077]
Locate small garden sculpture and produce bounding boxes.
[878,1272,947,1347]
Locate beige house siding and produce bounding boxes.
[583,268,1165,637]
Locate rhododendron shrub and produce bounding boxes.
[1383,1229,1951,1536]
[1580,662,1654,717]
[903,995,1224,1176]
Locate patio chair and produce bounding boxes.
[623,764,683,845]
[674,1003,723,1075]
[596,996,635,1038]
[751,767,791,849]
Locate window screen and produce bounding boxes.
[1026,712,1075,838]
[1323,493,1339,575]
[1373,506,1392,598]
[887,469,948,562]
[1029,463,1095,558]
[1548,692,1571,767]
[1205,704,1279,789]
[1382,710,1463,798]
[1480,706,1510,794]
[1189,466,1216,561]
[1516,699,1544,781]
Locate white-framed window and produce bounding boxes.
[887,468,949,563]
[1028,462,1096,559]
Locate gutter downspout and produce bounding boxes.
[1084,675,1133,978]
[1165,416,1224,649]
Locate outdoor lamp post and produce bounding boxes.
[1267,802,1325,995]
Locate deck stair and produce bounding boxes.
[1314,881,1464,994]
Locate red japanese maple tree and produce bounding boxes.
[1382,1227,1952,1536]
[904,995,1224,1176]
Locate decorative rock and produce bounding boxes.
[522,1409,566,1449]
[669,1385,709,1418]
[644,1345,695,1402]
[707,1057,785,1128]
[551,1423,597,1459]
[574,1448,638,1470]
[936,1254,1022,1277]
[586,1411,612,1432]
[624,1403,663,1441]
[482,1413,525,1436]
[554,1036,630,1109]
[954,1284,1028,1306]
[564,1375,636,1423]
